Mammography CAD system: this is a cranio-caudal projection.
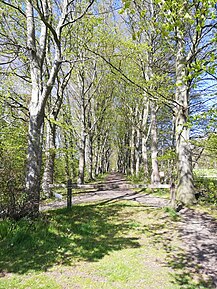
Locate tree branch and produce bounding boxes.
[60,0,95,29]
[0,0,26,17]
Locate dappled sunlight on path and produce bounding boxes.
[175,208,217,288]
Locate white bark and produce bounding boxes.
[141,99,150,176]
[135,126,141,176]
[87,133,94,180]
[25,0,61,215]
[175,30,196,205]
[77,96,86,184]
[77,130,86,184]
[150,102,160,185]
[130,125,136,175]
[142,142,148,174]
[42,121,56,197]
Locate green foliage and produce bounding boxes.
[164,207,180,221]
[192,133,217,170]
[206,132,217,153]
[127,169,147,184]
[0,114,27,215]
[119,0,132,14]
[0,219,13,240]
[157,149,176,162]
[195,177,217,205]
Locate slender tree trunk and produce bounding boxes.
[98,133,108,174]
[94,136,100,176]
[77,73,86,184]
[175,31,196,205]
[141,100,149,177]
[78,131,86,184]
[63,133,71,179]
[135,127,141,176]
[105,147,110,172]
[87,99,94,180]
[42,121,56,197]
[88,134,94,180]
[25,1,43,215]
[142,143,148,174]
[150,102,160,185]
[130,125,136,175]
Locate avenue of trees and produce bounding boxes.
[0,0,217,218]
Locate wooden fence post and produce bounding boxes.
[67,179,72,209]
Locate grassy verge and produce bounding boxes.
[86,173,109,184]
[194,168,217,178]
[194,204,217,219]
[0,201,213,289]
[134,187,170,199]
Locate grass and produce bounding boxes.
[86,173,109,184]
[194,204,217,219]
[194,168,217,178]
[0,201,215,289]
[135,187,170,199]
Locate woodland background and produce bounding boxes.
[0,0,216,217]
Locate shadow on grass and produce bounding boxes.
[141,209,217,289]
[0,203,140,274]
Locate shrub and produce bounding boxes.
[194,177,217,205]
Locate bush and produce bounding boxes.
[0,121,27,218]
[194,177,217,205]
[127,169,149,184]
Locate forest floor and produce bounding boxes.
[0,173,217,289]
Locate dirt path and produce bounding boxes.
[40,173,168,211]
[177,208,217,288]
[40,173,217,288]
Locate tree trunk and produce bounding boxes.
[150,102,160,185]
[130,125,136,175]
[25,0,61,216]
[175,31,196,205]
[88,134,94,180]
[94,136,100,176]
[135,127,141,176]
[141,100,149,178]
[42,121,56,197]
[77,131,86,184]
[142,142,148,175]
[25,114,43,216]
[175,107,195,204]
